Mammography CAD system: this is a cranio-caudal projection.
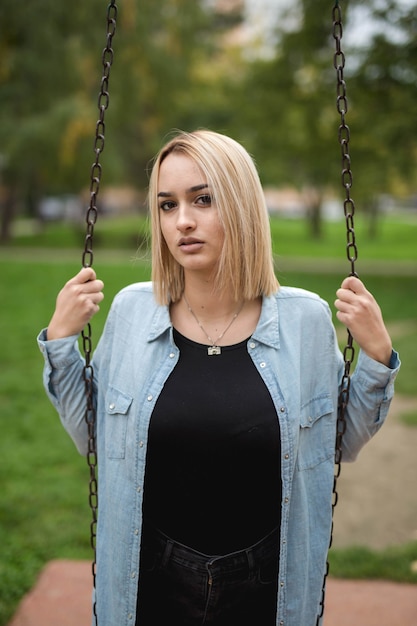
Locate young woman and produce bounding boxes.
[38,130,399,626]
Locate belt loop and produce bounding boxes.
[161,537,174,567]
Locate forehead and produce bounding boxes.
[158,152,207,190]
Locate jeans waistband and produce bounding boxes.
[142,523,280,576]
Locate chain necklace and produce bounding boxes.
[183,295,244,356]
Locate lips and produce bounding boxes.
[178,237,203,247]
[177,238,204,254]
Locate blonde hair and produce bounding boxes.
[149,129,279,304]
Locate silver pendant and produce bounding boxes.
[207,345,221,356]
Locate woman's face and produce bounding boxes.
[157,152,225,280]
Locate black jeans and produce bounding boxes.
[136,524,279,626]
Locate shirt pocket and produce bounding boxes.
[105,386,133,459]
[297,394,335,471]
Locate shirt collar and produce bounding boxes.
[147,303,172,342]
[251,293,280,349]
[146,292,280,349]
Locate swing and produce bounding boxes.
[80,4,117,623]
[79,3,357,624]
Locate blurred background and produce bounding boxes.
[1,0,417,237]
[1,1,416,624]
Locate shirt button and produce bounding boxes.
[128,614,133,620]
[280,581,284,588]
[284,454,289,460]
[260,362,266,368]
[169,352,175,358]
[249,342,256,349]
[284,497,289,504]
[109,403,115,410]
[134,529,139,535]
[147,395,153,402]
[280,407,285,413]
[139,441,144,448]
[131,571,136,579]
[137,486,141,493]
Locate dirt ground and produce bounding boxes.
[332,393,417,549]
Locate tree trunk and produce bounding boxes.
[304,187,323,240]
[0,188,16,245]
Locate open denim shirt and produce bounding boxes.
[38,283,400,626]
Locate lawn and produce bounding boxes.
[1,215,416,624]
[10,211,417,261]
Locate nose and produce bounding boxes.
[176,202,196,232]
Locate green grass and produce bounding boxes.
[1,217,416,624]
[270,213,417,261]
[11,215,150,251]
[0,259,151,625]
[328,542,417,583]
[10,212,417,261]
[400,412,417,427]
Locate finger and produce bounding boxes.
[65,270,103,296]
[82,279,105,294]
[89,290,105,305]
[335,310,350,327]
[340,276,366,294]
[75,267,97,284]
[334,297,350,313]
[335,286,360,307]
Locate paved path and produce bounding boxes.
[7,560,417,626]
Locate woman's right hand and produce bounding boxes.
[46,267,104,340]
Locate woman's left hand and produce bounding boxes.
[335,276,393,366]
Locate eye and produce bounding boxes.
[159,200,176,212]
[196,194,212,207]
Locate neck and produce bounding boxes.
[182,287,239,322]
[169,281,262,351]
[182,292,245,353]
[181,271,233,311]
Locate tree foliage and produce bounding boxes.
[0,0,243,239]
[241,1,416,195]
[347,1,417,200]
[0,0,113,234]
[233,0,344,236]
[0,0,416,242]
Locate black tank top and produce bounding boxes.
[142,329,282,554]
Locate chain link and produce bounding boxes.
[316,3,358,622]
[81,4,118,625]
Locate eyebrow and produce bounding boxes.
[157,183,209,198]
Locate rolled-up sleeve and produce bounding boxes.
[37,329,90,454]
[341,349,400,462]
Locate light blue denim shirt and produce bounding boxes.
[37,283,399,626]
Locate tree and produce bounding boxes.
[0,0,106,241]
[233,0,417,238]
[234,0,342,238]
[0,0,244,240]
[346,1,417,229]
[103,0,245,187]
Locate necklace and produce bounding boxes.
[183,295,244,356]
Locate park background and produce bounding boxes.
[0,1,416,624]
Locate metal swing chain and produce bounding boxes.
[77,3,358,626]
[316,2,358,622]
[81,3,118,625]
